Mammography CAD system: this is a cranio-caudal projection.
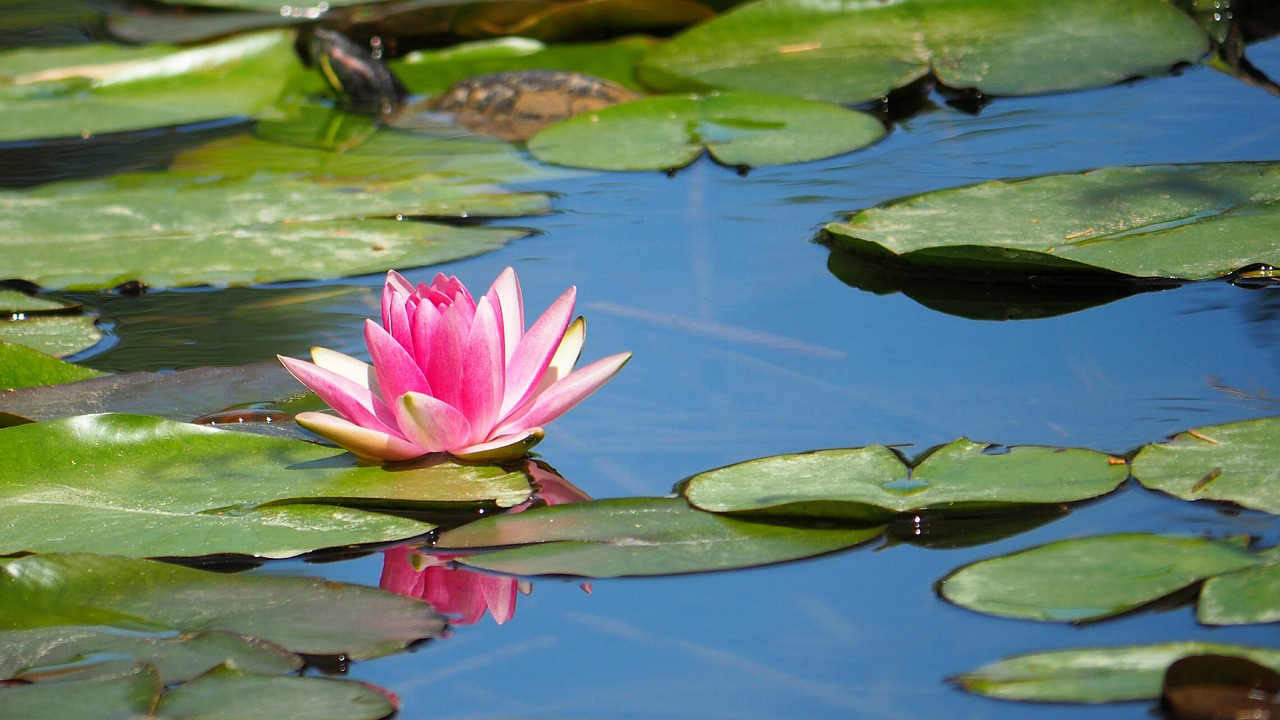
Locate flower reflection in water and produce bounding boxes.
[379,460,591,626]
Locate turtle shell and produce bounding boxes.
[420,69,638,142]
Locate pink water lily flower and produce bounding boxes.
[279,268,630,463]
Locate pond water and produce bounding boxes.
[15,22,1280,720]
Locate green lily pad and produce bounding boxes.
[937,534,1262,623]
[0,662,396,720]
[953,642,1280,703]
[437,497,885,578]
[0,413,531,558]
[0,164,547,290]
[1200,561,1280,625]
[822,163,1280,281]
[0,341,104,390]
[528,91,885,170]
[683,439,1127,522]
[1132,416,1280,515]
[0,553,445,659]
[1,628,299,684]
[0,31,305,143]
[0,289,100,357]
[638,0,1208,104]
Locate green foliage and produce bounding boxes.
[1133,416,1280,515]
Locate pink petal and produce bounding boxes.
[397,391,473,454]
[310,347,377,394]
[379,546,426,598]
[365,320,431,402]
[279,354,402,436]
[501,286,576,418]
[293,411,424,462]
[496,351,631,436]
[528,316,584,399]
[423,300,470,410]
[451,428,545,463]
[458,294,505,443]
[487,268,523,365]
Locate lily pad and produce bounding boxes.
[528,91,886,170]
[453,0,714,41]
[937,534,1262,623]
[683,439,1127,521]
[0,289,100,357]
[0,552,445,659]
[1132,416,1280,515]
[0,165,547,290]
[822,163,1280,281]
[0,341,104,390]
[953,642,1280,703]
[0,31,305,143]
[1200,560,1280,625]
[638,0,1209,104]
[437,497,884,578]
[0,413,531,558]
[0,628,300,685]
[0,662,395,720]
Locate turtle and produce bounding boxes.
[308,28,638,142]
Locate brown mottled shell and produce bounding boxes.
[421,69,638,142]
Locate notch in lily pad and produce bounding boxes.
[681,438,1127,523]
[527,91,886,171]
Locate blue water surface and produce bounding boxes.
[88,34,1280,720]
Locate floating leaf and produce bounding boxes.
[822,163,1280,281]
[0,413,531,558]
[0,661,161,720]
[684,439,1126,521]
[438,497,884,578]
[1200,560,1280,625]
[638,0,1208,104]
[0,553,445,659]
[0,31,305,143]
[0,341,103,390]
[938,534,1262,623]
[1162,654,1280,720]
[0,629,299,685]
[528,91,885,170]
[1132,416,1280,515]
[953,642,1280,703]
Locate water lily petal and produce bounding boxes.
[398,391,473,454]
[310,346,376,391]
[278,354,401,435]
[423,300,470,410]
[496,351,631,435]
[487,267,523,365]
[452,428,545,463]
[382,273,415,352]
[530,316,585,398]
[293,411,425,462]
[459,294,505,443]
[501,286,576,418]
[365,319,431,402]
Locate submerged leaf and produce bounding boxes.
[438,497,884,577]
[823,163,1280,281]
[953,642,1280,703]
[938,534,1262,622]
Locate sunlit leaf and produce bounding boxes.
[822,163,1280,281]
[0,553,445,659]
[0,629,300,685]
[0,289,100,357]
[155,665,395,720]
[528,91,885,170]
[1132,416,1280,515]
[938,534,1262,622]
[438,497,884,577]
[0,413,531,558]
[683,439,1126,521]
[0,341,103,390]
[0,31,305,142]
[1200,560,1280,625]
[953,642,1280,703]
[638,0,1208,104]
